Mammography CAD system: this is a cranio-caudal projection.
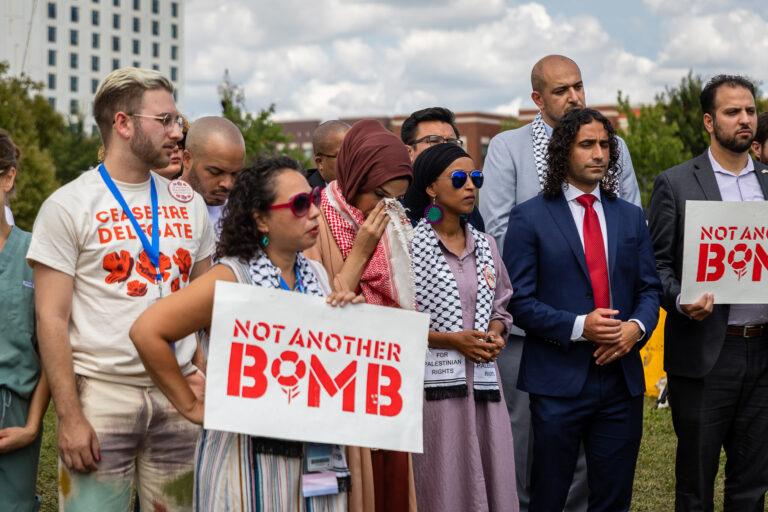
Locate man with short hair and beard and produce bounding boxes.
[480,54,642,512]
[182,116,246,235]
[505,108,660,512]
[752,111,768,165]
[28,68,216,510]
[649,75,768,512]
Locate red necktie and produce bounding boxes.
[575,194,610,309]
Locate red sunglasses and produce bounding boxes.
[268,187,321,217]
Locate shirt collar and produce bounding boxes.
[708,147,754,177]
[563,182,601,203]
[543,119,553,138]
[432,222,475,258]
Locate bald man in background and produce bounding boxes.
[182,116,246,235]
[306,120,350,189]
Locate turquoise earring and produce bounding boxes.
[424,197,444,225]
[262,235,269,246]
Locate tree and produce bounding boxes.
[655,71,709,159]
[617,92,690,207]
[49,114,102,184]
[218,71,310,167]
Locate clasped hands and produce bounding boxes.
[583,308,642,365]
[451,330,505,364]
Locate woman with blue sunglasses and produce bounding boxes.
[403,143,518,512]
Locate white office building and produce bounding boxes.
[1,0,184,130]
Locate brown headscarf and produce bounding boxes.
[335,119,413,201]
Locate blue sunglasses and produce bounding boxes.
[436,170,484,189]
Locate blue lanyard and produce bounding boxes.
[279,264,306,294]
[99,164,161,284]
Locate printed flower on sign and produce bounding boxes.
[173,248,192,283]
[170,277,180,293]
[127,280,148,297]
[271,351,306,403]
[102,250,133,284]
[135,250,172,283]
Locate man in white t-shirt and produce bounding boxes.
[181,116,245,236]
[28,68,215,511]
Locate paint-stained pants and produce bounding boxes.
[59,375,200,512]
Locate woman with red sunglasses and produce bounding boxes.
[130,157,360,511]
[403,143,518,512]
[304,119,418,512]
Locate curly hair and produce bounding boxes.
[542,108,620,200]
[0,129,20,198]
[215,156,301,261]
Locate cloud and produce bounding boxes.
[181,1,768,121]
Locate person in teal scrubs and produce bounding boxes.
[0,129,50,511]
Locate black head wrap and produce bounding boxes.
[403,143,472,221]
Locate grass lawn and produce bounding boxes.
[35,397,763,511]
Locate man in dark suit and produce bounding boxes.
[648,75,768,511]
[505,108,661,512]
[305,120,350,189]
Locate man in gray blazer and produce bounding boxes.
[480,54,641,512]
[648,74,768,512]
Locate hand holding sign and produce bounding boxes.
[680,293,714,321]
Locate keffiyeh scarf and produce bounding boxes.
[411,220,500,402]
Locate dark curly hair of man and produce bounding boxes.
[216,156,301,261]
[542,108,620,200]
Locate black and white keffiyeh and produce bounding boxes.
[247,250,328,297]
[411,220,500,402]
[530,111,550,191]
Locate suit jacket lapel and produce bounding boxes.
[754,159,768,199]
[545,193,590,280]
[603,197,619,280]
[692,152,722,200]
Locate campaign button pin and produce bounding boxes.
[484,264,496,290]
[168,179,194,203]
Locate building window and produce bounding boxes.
[70,30,78,46]
[91,55,99,72]
[133,0,140,9]
[92,33,100,49]
[71,6,79,22]
[171,2,178,17]
[48,73,56,90]
[113,0,120,6]
[132,60,140,67]
[47,2,56,18]
[48,97,56,109]
[91,10,99,25]
[173,90,177,102]
[170,67,177,81]
[92,79,99,93]
[70,99,79,115]
[152,20,159,36]
[48,49,56,66]
[112,58,120,70]
[70,76,78,92]
[113,14,120,29]
[70,53,78,69]
[112,37,120,52]
[171,24,178,39]
[152,42,159,58]
[48,26,56,42]
[152,0,159,14]
[132,40,140,55]
[133,17,139,32]
[151,64,158,71]
[171,45,178,60]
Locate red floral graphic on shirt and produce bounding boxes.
[173,248,192,283]
[127,280,148,297]
[135,251,171,283]
[170,277,180,293]
[102,250,133,284]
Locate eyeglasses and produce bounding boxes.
[435,170,484,189]
[410,135,463,147]
[315,152,338,159]
[130,113,185,133]
[268,187,322,217]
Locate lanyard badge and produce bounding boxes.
[99,164,162,295]
[279,263,306,294]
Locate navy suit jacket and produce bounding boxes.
[504,191,661,398]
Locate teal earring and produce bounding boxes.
[262,235,269,246]
[424,196,444,224]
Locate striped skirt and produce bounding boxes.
[194,429,348,512]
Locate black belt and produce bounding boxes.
[726,324,768,338]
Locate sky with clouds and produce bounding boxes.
[183,0,768,121]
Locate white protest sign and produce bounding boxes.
[681,201,768,304]
[205,281,430,453]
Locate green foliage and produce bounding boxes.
[218,71,310,168]
[655,71,709,159]
[617,92,691,207]
[499,116,524,132]
[49,114,102,184]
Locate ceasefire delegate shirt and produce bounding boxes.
[27,169,216,386]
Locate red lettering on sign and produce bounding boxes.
[308,355,356,412]
[752,245,768,281]
[366,363,403,417]
[227,342,244,396]
[696,243,725,282]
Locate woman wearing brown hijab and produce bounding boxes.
[305,119,418,512]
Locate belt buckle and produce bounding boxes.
[742,324,763,338]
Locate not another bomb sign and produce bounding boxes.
[681,201,768,304]
[205,281,430,453]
